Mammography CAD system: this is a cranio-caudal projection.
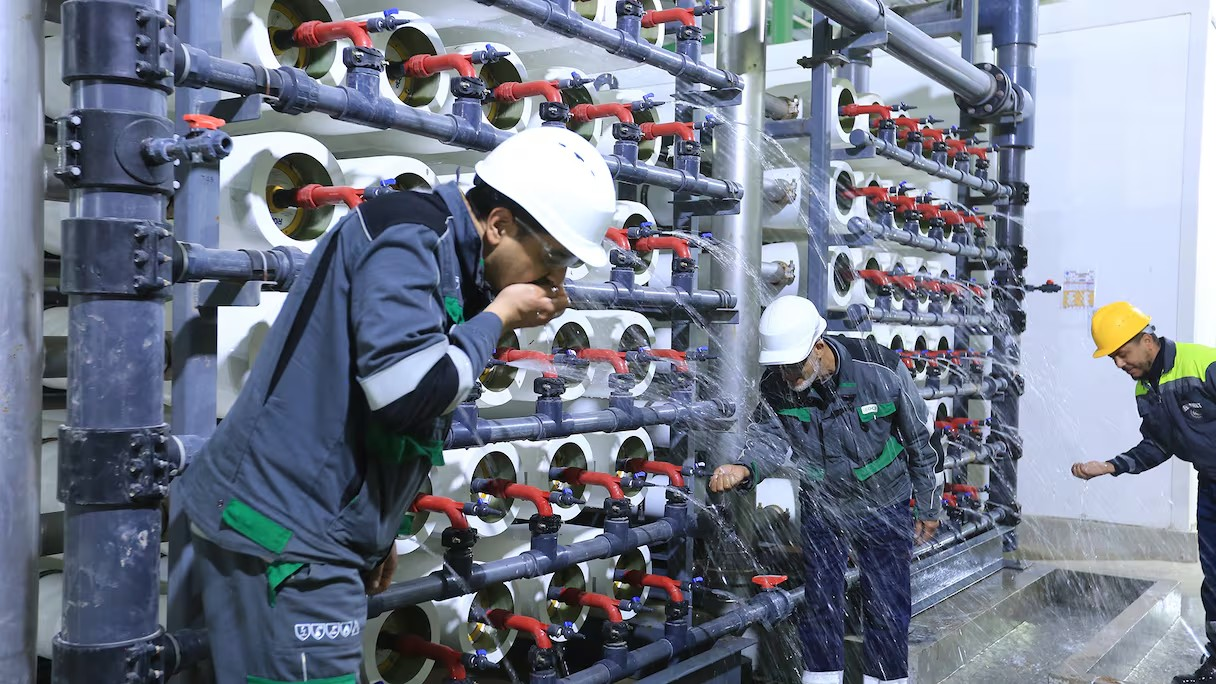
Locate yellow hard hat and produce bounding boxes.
[1091,302,1151,358]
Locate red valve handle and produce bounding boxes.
[575,348,629,375]
[293,19,373,49]
[917,278,943,293]
[632,236,691,260]
[623,458,684,488]
[569,103,635,125]
[183,114,225,130]
[752,575,788,590]
[478,479,553,517]
[410,495,470,530]
[962,214,986,228]
[618,570,684,603]
[946,483,980,496]
[942,492,958,507]
[639,121,696,142]
[493,80,564,104]
[395,635,468,680]
[484,609,553,649]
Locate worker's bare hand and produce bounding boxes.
[1070,460,1115,480]
[914,519,939,544]
[487,282,568,330]
[365,544,397,595]
[709,465,750,493]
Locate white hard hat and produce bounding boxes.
[758,295,828,366]
[475,127,616,268]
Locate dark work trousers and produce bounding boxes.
[797,501,914,682]
[194,533,367,684]
[1199,478,1216,653]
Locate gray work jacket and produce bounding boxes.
[742,335,944,521]
[175,183,502,568]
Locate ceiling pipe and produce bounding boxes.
[800,0,1031,119]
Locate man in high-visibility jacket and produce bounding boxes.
[1072,301,1216,684]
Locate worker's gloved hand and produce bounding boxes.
[914,519,939,544]
[364,543,398,595]
[708,464,750,493]
[1070,460,1116,480]
[487,282,569,330]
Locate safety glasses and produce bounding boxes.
[515,215,583,270]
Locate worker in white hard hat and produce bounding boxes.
[174,127,617,683]
[1072,302,1216,684]
[709,295,942,684]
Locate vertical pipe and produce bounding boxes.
[0,0,45,680]
[984,0,1036,552]
[55,0,172,680]
[837,48,871,93]
[710,0,765,595]
[804,13,833,313]
[169,0,221,680]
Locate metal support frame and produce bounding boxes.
[0,0,45,680]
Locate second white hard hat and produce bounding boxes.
[758,295,828,366]
[474,127,616,268]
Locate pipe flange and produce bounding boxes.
[528,514,562,536]
[676,25,704,43]
[603,498,632,518]
[53,628,164,684]
[674,140,702,157]
[954,63,1023,120]
[343,45,384,71]
[603,621,630,643]
[613,122,644,142]
[58,424,173,506]
[442,526,480,550]
[533,376,566,398]
[616,0,645,18]
[538,101,572,124]
[451,76,488,101]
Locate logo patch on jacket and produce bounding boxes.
[859,404,878,416]
[295,620,361,641]
[1183,402,1205,420]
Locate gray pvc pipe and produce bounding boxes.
[849,130,1013,198]
[367,517,682,616]
[849,304,1002,328]
[847,216,1011,263]
[801,0,995,105]
[0,0,45,679]
[920,376,1010,400]
[474,0,740,90]
[565,282,737,312]
[175,46,741,200]
[447,399,731,448]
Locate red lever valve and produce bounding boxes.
[752,575,788,590]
